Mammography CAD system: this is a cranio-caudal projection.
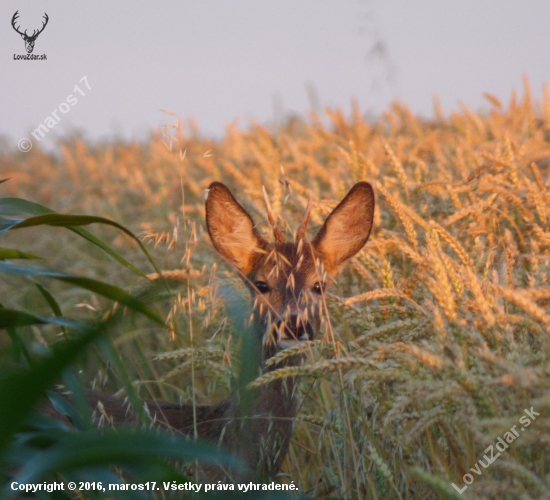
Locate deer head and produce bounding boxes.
[11,11,49,54]
[205,182,375,359]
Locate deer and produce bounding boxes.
[48,181,375,481]
[11,11,49,54]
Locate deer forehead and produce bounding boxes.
[250,242,319,286]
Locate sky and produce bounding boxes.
[1,1,549,151]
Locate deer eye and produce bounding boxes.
[254,281,270,294]
[312,282,325,295]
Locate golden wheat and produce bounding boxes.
[4,78,550,499]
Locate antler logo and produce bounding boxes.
[11,11,49,54]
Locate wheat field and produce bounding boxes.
[2,79,550,499]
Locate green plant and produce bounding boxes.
[0,195,243,499]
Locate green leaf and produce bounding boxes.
[34,282,63,317]
[14,429,242,483]
[96,335,148,423]
[12,214,130,231]
[0,261,164,325]
[0,216,22,234]
[0,197,54,216]
[61,369,93,430]
[0,308,84,329]
[69,225,147,278]
[6,213,150,277]
[0,247,41,260]
[0,321,104,454]
[0,197,168,286]
[3,320,33,366]
[46,391,84,429]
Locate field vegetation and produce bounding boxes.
[1,79,550,499]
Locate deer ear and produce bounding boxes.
[312,182,375,276]
[205,182,267,275]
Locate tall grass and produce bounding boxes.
[2,77,550,498]
[0,196,247,499]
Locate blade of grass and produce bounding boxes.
[0,216,22,234]
[95,335,148,424]
[61,368,93,430]
[0,261,164,325]
[0,197,53,216]
[0,198,155,280]
[13,428,242,484]
[33,281,64,317]
[0,319,104,454]
[0,308,86,329]
[0,248,41,259]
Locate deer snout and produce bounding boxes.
[276,315,314,342]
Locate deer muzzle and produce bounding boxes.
[276,315,314,342]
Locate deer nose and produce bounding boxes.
[276,315,314,342]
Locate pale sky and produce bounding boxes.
[1,1,548,150]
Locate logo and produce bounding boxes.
[11,10,48,55]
